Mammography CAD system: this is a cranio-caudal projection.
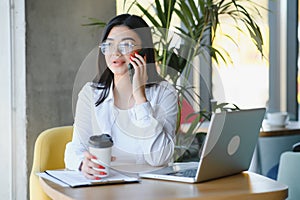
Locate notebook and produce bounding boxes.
[139,108,266,183]
[38,168,139,187]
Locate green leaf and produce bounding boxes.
[187,0,200,21]
[135,3,161,27]
[174,9,194,39]
[179,0,194,26]
[81,22,106,27]
[154,0,166,27]
[81,17,106,27]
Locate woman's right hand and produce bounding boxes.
[80,151,106,180]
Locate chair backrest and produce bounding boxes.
[277,151,300,200]
[29,126,73,200]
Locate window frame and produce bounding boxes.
[268,0,298,121]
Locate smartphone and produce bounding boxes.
[128,49,146,83]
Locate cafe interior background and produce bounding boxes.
[1,0,299,199]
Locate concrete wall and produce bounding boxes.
[26,0,115,197]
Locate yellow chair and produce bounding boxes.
[29,126,73,200]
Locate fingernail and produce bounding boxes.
[92,155,97,159]
[95,177,101,180]
[98,165,105,169]
[100,172,107,175]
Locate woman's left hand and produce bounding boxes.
[130,52,148,104]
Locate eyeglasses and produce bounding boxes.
[99,41,140,55]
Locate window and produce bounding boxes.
[212,0,269,109]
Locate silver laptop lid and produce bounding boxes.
[196,108,266,182]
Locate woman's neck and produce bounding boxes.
[113,75,134,109]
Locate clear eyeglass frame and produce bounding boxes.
[99,41,140,55]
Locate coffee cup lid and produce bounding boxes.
[89,134,113,148]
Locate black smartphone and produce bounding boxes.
[128,49,146,83]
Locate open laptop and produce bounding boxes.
[139,108,266,183]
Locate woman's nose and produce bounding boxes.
[111,45,122,57]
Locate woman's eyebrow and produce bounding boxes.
[106,37,136,42]
[121,37,136,42]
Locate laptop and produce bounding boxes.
[139,108,266,183]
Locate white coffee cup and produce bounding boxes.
[88,134,113,177]
[266,112,289,126]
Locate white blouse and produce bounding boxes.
[64,81,178,170]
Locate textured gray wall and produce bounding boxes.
[26,0,115,195]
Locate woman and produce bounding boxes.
[64,14,178,179]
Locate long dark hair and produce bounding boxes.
[93,14,164,106]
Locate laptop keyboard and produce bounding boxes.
[167,168,197,177]
[182,168,197,177]
[183,169,197,177]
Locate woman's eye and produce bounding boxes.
[121,43,132,48]
[103,42,112,47]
